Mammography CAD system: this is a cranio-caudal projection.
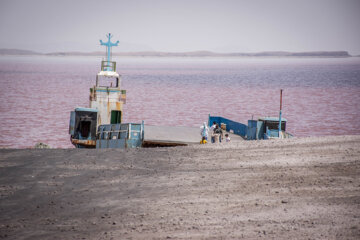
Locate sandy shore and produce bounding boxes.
[0,135,359,239]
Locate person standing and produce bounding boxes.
[209,121,217,143]
[217,124,223,142]
[214,124,222,143]
[200,122,209,141]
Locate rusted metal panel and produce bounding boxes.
[71,139,96,148]
[115,102,121,110]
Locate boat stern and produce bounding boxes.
[69,107,98,148]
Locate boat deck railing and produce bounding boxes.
[101,61,116,72]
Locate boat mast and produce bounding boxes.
[99,33,119,71]
[278,89,283,137]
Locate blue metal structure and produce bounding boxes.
[247,120,265,140]
[100,33,119,71]
[96,122,144,149]
[208,114,292,140]
[247,117,288,140]
[208,115,247,138]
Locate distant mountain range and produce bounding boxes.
[0,49,42,55]
[0,48,353,57]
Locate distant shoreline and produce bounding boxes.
[0,48,354,58]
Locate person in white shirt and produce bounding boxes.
[200,122,209,141]
[225,133,231,142]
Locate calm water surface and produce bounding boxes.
[0,56,359,148]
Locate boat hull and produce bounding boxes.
[71,138,96,148]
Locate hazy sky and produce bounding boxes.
[1,0,360,54]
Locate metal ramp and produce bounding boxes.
[95,124,245,148]
[143,125,243,147]
[143,125,199,147]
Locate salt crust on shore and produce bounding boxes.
[0,135,359,239]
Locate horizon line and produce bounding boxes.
[0,48,355,57]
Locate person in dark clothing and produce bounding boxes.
[214,124,223,143]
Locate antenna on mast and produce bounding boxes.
[99,33,119,71]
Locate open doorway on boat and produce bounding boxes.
[111,110,122,124]
[79,120,91,138]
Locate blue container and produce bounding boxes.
[96,122,144,149]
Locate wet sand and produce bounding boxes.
[0,135,360,239]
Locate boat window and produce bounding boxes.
[264,121,286,132]
[97,76,118,87]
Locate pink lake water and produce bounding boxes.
[0,56,359,148]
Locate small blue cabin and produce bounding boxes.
[247,117,290,140]
[208,114,292,140]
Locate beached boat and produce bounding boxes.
[69,34,205,149]
[209,90,293,140]
[69,35,291,149]
[208,115,293,140]
[69,33,140,148]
